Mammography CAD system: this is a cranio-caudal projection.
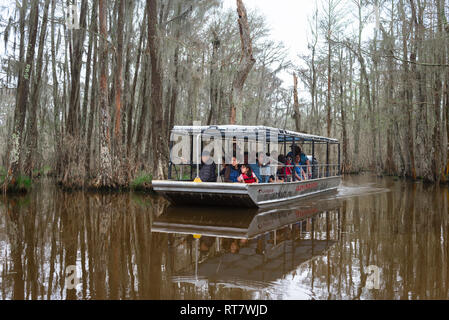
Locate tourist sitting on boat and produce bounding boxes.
[265,150,279,178]
[275,154,286,182]
[277,155,293,182]
[199,150,217,182]
[289,145,311,179]
[238,164,259,184]
[268,175,276,183]
[224,156,241,182]
[254,152,270,183]
[286,145,299,159]
[248,151,269,183]
[294,154,308,181]
[230,240,240,254]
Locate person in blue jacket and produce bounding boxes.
[224,156,241,182]
[288,145,310,178]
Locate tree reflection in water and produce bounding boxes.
[0,176,448,300]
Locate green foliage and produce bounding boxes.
[32,165,52,177]
[131,172,153,191]
[179,172,193,181]
[0,173,32,193]
[0,166,5,184]
[16,175,32,190]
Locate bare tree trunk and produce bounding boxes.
[133,54,150,167]
[445,13,449,180]
[229,0,256,125]
[169,45,180,130]
[167,2,182,134]
[4,0,39,192]
[327,34,332,138]
[147,0,166,180]
[293,73,301,131]
[62,0,88,188]
[208,30,220,125]
[112,0,126,186]
[126,9,146,160]
[93,0,113,188]
[81,1,97,140]
[50,0,62,178]
[114,0,125,141]
[399,0,416,179]
[410,0,431,180]
[85,2,98,178]
[311,8,319,132]
[24,0,51,178]
[66,0,87,138]
[339,49,349,173]
[432,0,443,183]
[380,24,396,175]
[370,23,381,174]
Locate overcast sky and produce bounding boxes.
[222,0,378,94]
[222,0,318,90]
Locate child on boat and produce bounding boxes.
[276,154,292,182]
[238,164,259,184]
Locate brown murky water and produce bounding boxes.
[0,175,448,300]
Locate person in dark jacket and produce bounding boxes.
[199,151,217,182]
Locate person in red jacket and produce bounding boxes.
[238,164,259,184]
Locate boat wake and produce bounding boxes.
[335,184,389,199]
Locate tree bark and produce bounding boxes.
[410,0,431,180]
[208,30,220,125]
[4,0,39,191]
[229,0,256,125]
[93,0,114,188]
[127,9,146,159]
[399,0,416,179]
[338,49,349,174]
[293,73,301,132]
[85,1,98,178]
[24,0,51,178]
[147,0,166,179]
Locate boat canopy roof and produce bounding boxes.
[171,125,339,144]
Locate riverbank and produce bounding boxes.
[2,167,448,196]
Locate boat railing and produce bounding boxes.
[170,162,340,182]
[272,164,340,181]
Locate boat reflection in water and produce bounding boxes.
[152,199,343,293]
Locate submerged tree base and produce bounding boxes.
[1,175,32,194]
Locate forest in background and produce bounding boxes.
[0,0,448,192]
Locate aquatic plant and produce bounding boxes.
[131,173,153,191]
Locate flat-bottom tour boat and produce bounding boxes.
[152,125,341,208]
